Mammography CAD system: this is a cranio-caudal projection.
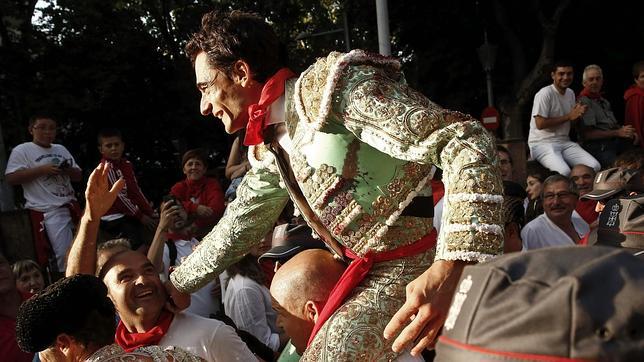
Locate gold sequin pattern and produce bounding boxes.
[301,249,433,362]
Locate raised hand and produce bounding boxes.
[84,163,125,222]
[164,279,191,313]
[569,103,587,121]
[158,200,182,232]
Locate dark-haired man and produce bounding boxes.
[15,274,203,361]
[66,163,257,361]
[528,61,600,176]
[165,9,504,360]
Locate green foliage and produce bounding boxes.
[1,0,643,205]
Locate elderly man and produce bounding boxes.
[65,163,257,361]
[569,164,599,225]
[521,174,589,250]
[578,64,638,168]
[165,10,504,360]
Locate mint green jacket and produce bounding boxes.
[171,50,504,293]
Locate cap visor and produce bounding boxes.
[258,246,302,262]
[581,188,620,200]
[436,336,578,362]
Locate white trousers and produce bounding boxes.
[529,141,600,176]
[43,207,74,271]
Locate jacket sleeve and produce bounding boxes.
[335,65,504,262]
[170,164,289,293]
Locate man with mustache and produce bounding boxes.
[521,174,589,250]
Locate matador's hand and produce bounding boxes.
[384,259,470,356]
[164,279,191,313]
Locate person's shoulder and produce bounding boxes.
[577,95,592,104]
[175,311,225,328]
[50,143,71,151]
[11,142,34,152]
[523,214,545,231]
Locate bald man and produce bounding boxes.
[270,250,425,361]
[270,249,346,355]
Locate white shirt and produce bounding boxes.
[162,238,220,318]
[528,85,575,144]
[521,212,589,250]
[5,142,79,211]
[223,274,280,352]
[159,311,257,361]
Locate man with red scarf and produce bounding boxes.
[578,64,639,168]
[164,10,504,361]
[66,163,257,361]
[625,60,644,149]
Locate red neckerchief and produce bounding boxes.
[243,68,296,146]
[115,310,174,352]
[578,87,603,100]
[307,229,438,346]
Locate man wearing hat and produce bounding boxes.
[590,195,643,256]
[579,167,643,246]
[258,223,329,272]
[580,167,643,213]
[435,246,644,360]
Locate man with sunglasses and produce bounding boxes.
[521,174,589,250]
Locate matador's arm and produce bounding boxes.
[170,161,289,293]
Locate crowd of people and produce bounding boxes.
[1,9,643,362]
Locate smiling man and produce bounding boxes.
[164,9,505,361]
[65,163,257,361]
[521,174,589,250]
[578,64,639,168]
[528,61,600,176]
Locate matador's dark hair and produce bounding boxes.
[185,10,288,82]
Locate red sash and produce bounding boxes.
[307,229,438,346]
[115,310,174,352]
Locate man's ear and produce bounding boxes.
[54,333,75,357]
[231,60,254,87]
[304,300,320,323]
